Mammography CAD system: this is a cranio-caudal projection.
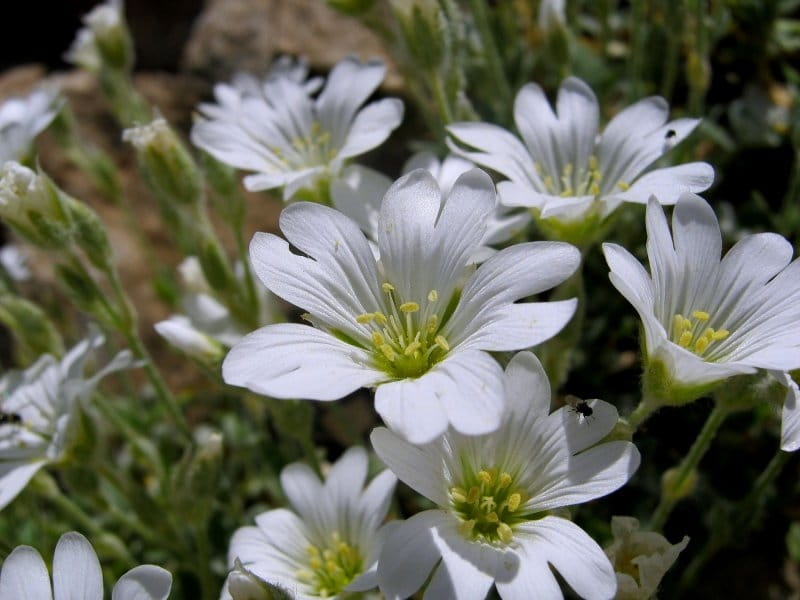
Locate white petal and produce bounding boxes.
[280,463,324,524]
[514,516,616,600]
[494,541,561,600]
[324,446,368,507]
[554,77,600,166]
[427,517,519,600]
[0,460,47,511]
[448,242,580,348]
[504,351,551,419]
[672,193,722,295]
[111,566,172,600]
[780,373,800,452]
[497,180,549,209]
[446,122,535,185]
[53,532,103,600]
[370,427,450,506]
[227,526,272,568]
[0,545,52,600]
[316,58,386,146]
[610,163,714,205]
[528,441,641,512]
[338,98,404,159]
[358,469,398,531]
[374,376,450,444]
[556,399,620,453]
[602,242,654,313]
[222,323,380,400]
[432,351,506,437]
[253,508,309,564]
[377,510,447,600]
[330,164,391,239]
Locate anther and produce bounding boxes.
[679,331,693,347]
[372,332,385,346]
[451,487,468,503]
[356,313,374,324]
[399,302,420,313]
[497,523,513,544]
[692,310,710,321]
[617,180,630,191]
[459,519,476,536]
[712,329,729,340]
[380,344,396,361]
[426,316,438,332]
[428,290,439,302]
[466,486,480,504]
[485,511,499,522]
[507,493,521,512]
[373,312,387,325]
[477,470,493,485]
[498,473,512,488]
[435,335,450,351]
[695,337,709,354]
[382,283,395,293]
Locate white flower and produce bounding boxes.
[447,77,714,227]
[0,332,133,510]
[0,531,171,600]
[221,447,397,600]
[191,57,404,201]
[603,194,800,398]
[154,316,224,361]
[0,88,62,165]
[538,0,566,31]
[604,516,689,600]
[65,0,129,72]
[223,169,580,443]
[371,351,641,600]
[331,152,530,262]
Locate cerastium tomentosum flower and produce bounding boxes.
[0,331,133,510]
[191,56,403,202]
[372,352,641,600]
[0,531,171,600]
[0,88,62,166]
[447,77,714,243]
[603,194,800,448]
[221,447,397,599]
[223,168,580,443]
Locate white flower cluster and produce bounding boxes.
[204,56,799,599]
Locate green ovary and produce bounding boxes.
[296,532,363,598]
[450,466,528,545]
[355,283,453,379]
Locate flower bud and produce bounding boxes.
[155,315,224,362]
[169,427,224,524]
[227,559,293,600]
[67,200,113,270]
[123,116,204,207]
[0,162,72,249]
[0,295,65,362]
[83,0,134,72]
[604,516,689,600]
[391,0,446,72]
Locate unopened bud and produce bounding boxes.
[227,559,293,600]
[123,116,204,207]
[155,316,224,362]
[84,0,134,72]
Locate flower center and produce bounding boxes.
[450,467,527,545]
[670,310,730,357]
[296,532,363,598]
[537,155,609,197]
[355,283,453,379]
[273,121,337,169]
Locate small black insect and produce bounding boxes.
[665,129,676,139]
[565,396,594,421]
[0,412,22,425]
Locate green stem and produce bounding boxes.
[626,391,662,433]
[650,401,730,530]
[430,71,455,128]
[678,450,791,591]
[102,260,189,438]
[466,0,512,111]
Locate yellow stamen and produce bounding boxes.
[466,486,480,504]
[372,332,385,346]
[507,493,521,512]
[459,519,476,536]
[485,511,499,522]
[428,290,439,302]
[617,180,630,191]
[498,473,512,489]
[380,344,396,361]
[712,329,730,340]
[373,312,387,325]
[695,336,709,354]
[477,470,493,485]
[356,313,374,324]
[692,310,710,321]
[435,335,450,351]
[679,331,693,347]
[382,283,394,293]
